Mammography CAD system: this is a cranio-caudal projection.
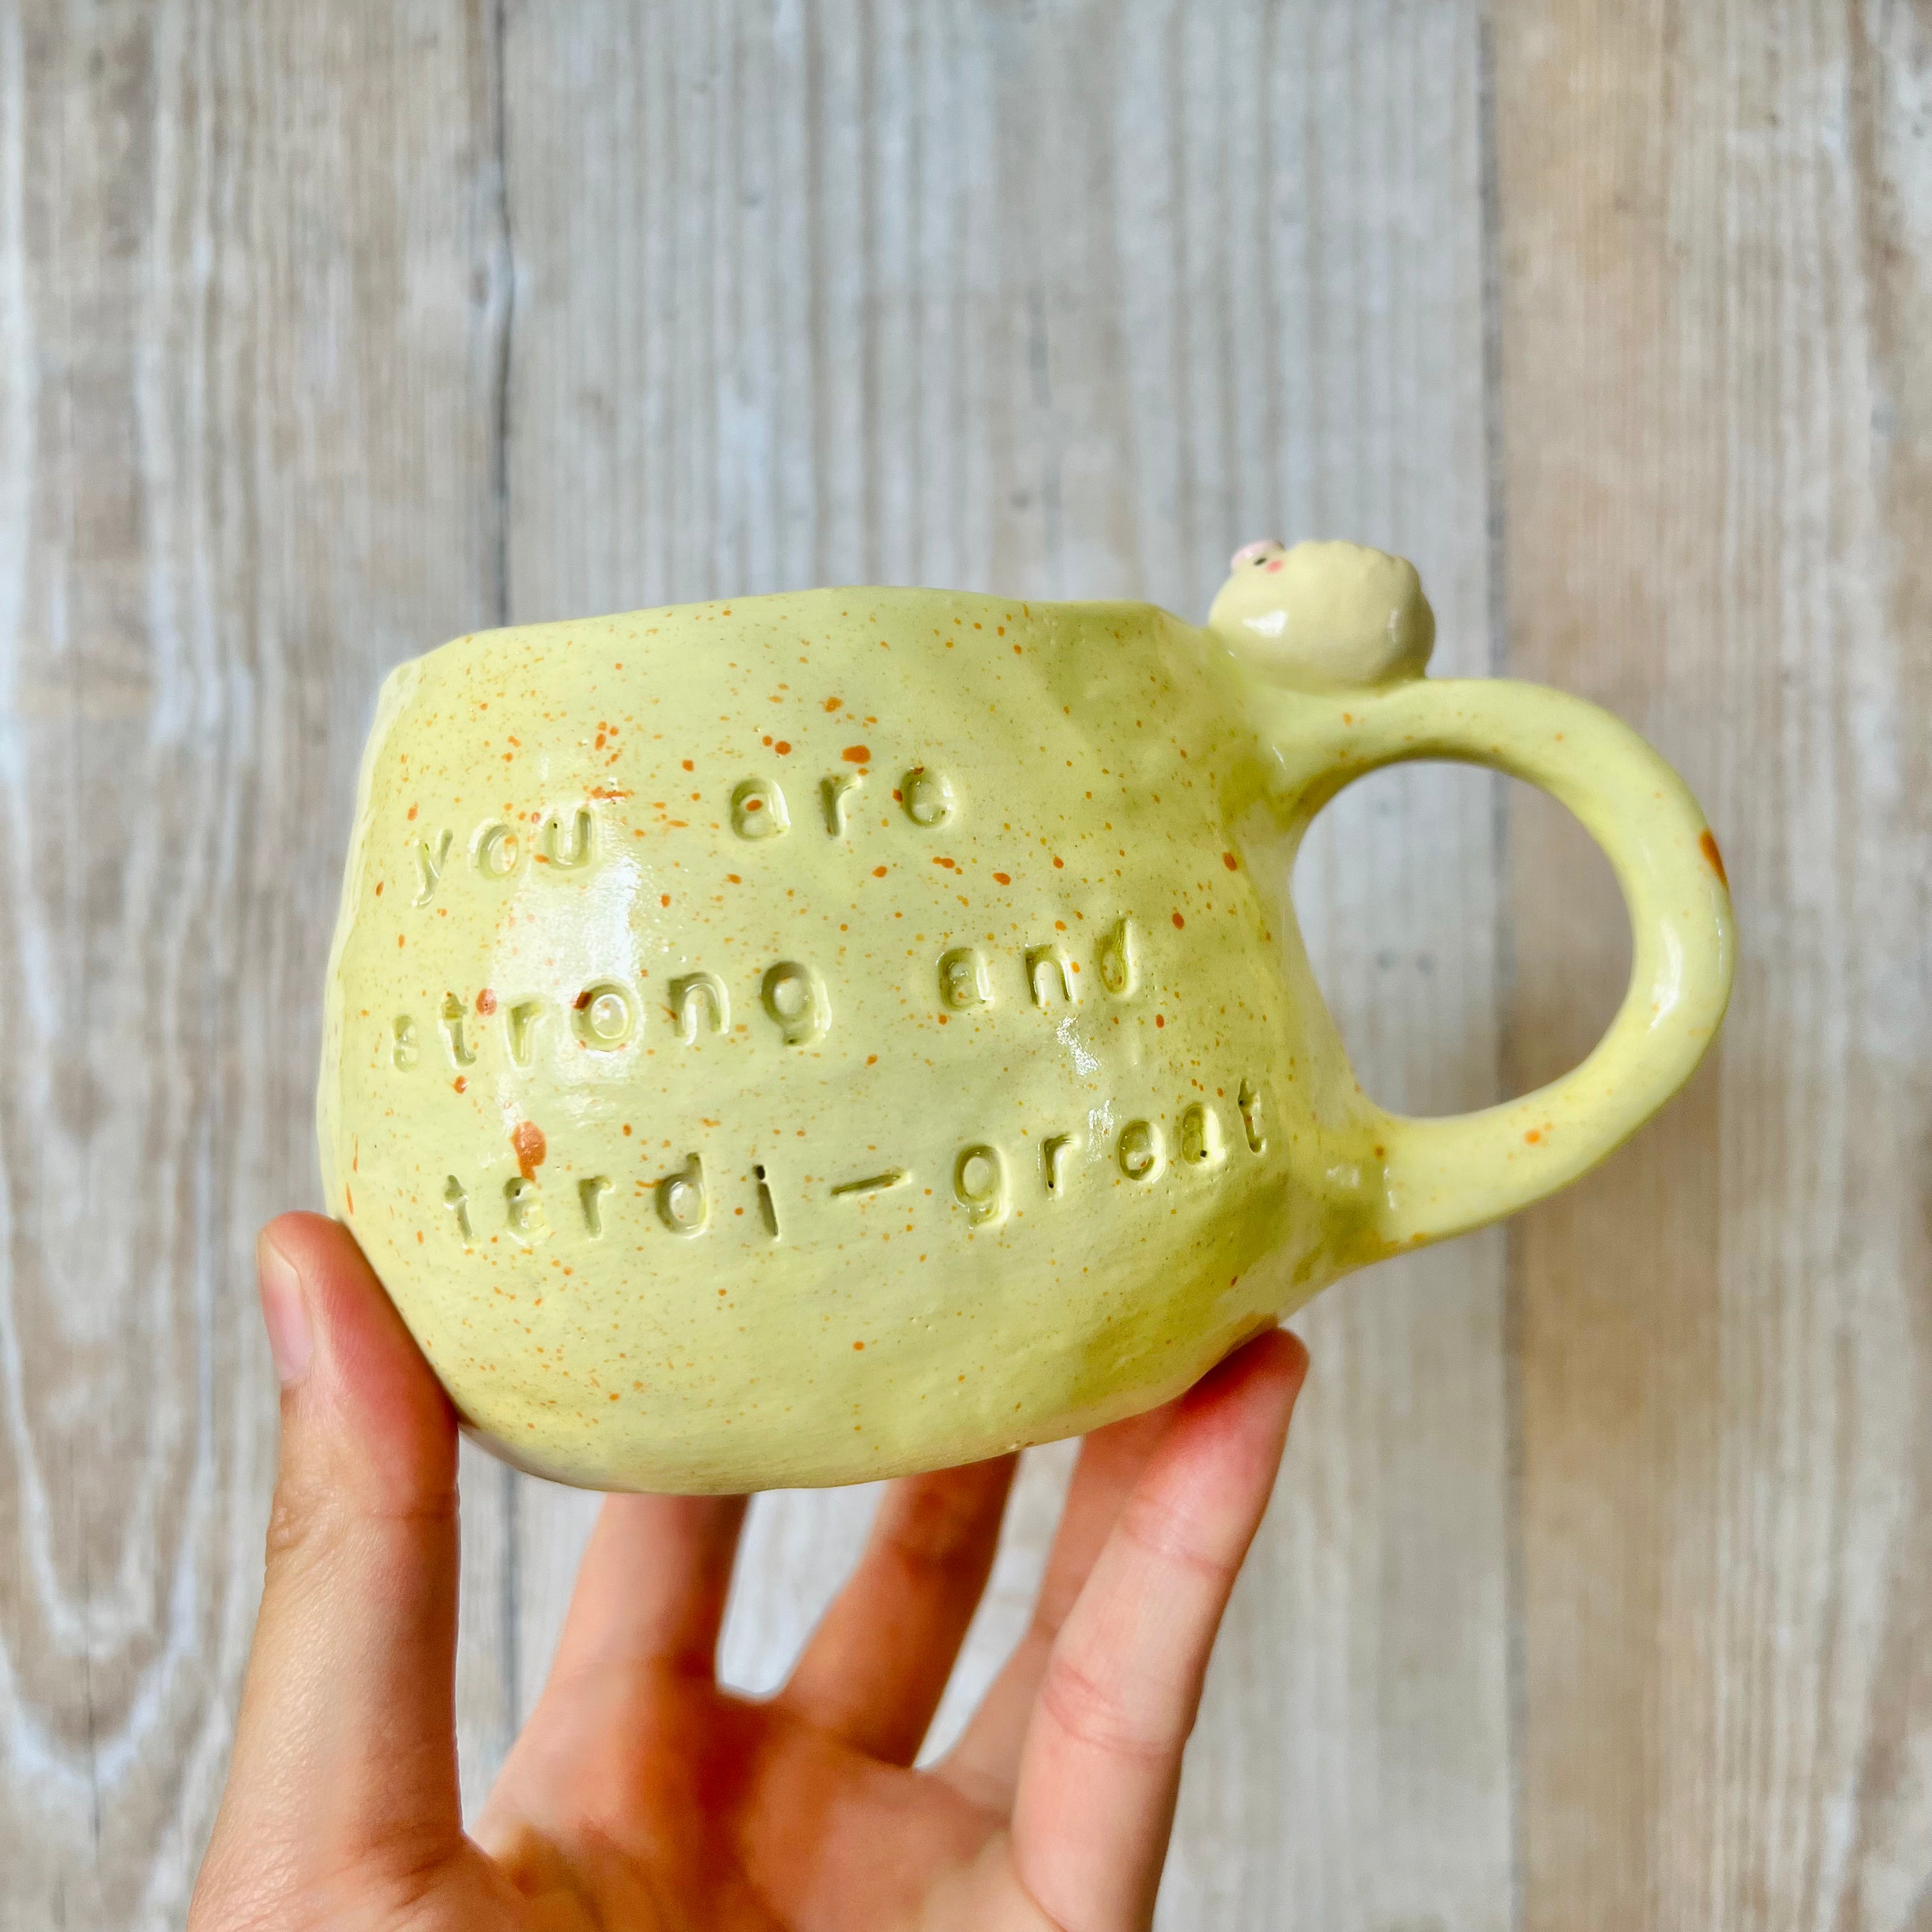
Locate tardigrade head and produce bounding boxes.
[1207,538,1434,691]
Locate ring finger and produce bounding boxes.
[777,1453,1017,1765]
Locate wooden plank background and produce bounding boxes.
[0,3,1924,1928]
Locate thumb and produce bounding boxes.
[194,1213,464,1920]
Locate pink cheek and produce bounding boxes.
[1265,558,1284,572]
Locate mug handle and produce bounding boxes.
[1273,677,1735,1252]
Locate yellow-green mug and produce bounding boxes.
[319,540,1733,1492]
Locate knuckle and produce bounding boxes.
[1038,1649,1170,1765]
[1115,1492,1242,1590]
[262,1480,457,1574]
[188,1860,354,1932]
[354,1821,464,1917]
[262,1487,319,1567]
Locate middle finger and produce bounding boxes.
[544,1492,751,1692]
[776,1454,1017,1765]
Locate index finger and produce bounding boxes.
[1007,1330,1307,1930]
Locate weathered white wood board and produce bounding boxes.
[1494,3,1932,1926]
[0,4,512,1924]
[1,1,1925,1927]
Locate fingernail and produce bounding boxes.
[257,1234,314,1386]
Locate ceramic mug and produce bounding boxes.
[319,540,1733,1492]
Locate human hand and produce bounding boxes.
[190,1213,1307,1931]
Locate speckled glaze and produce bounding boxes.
[319,542,1734,1492]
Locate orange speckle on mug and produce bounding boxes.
[512,1121,547,1179]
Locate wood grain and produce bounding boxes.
[0,5,509,1924]
[1493,1,1932,1925]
